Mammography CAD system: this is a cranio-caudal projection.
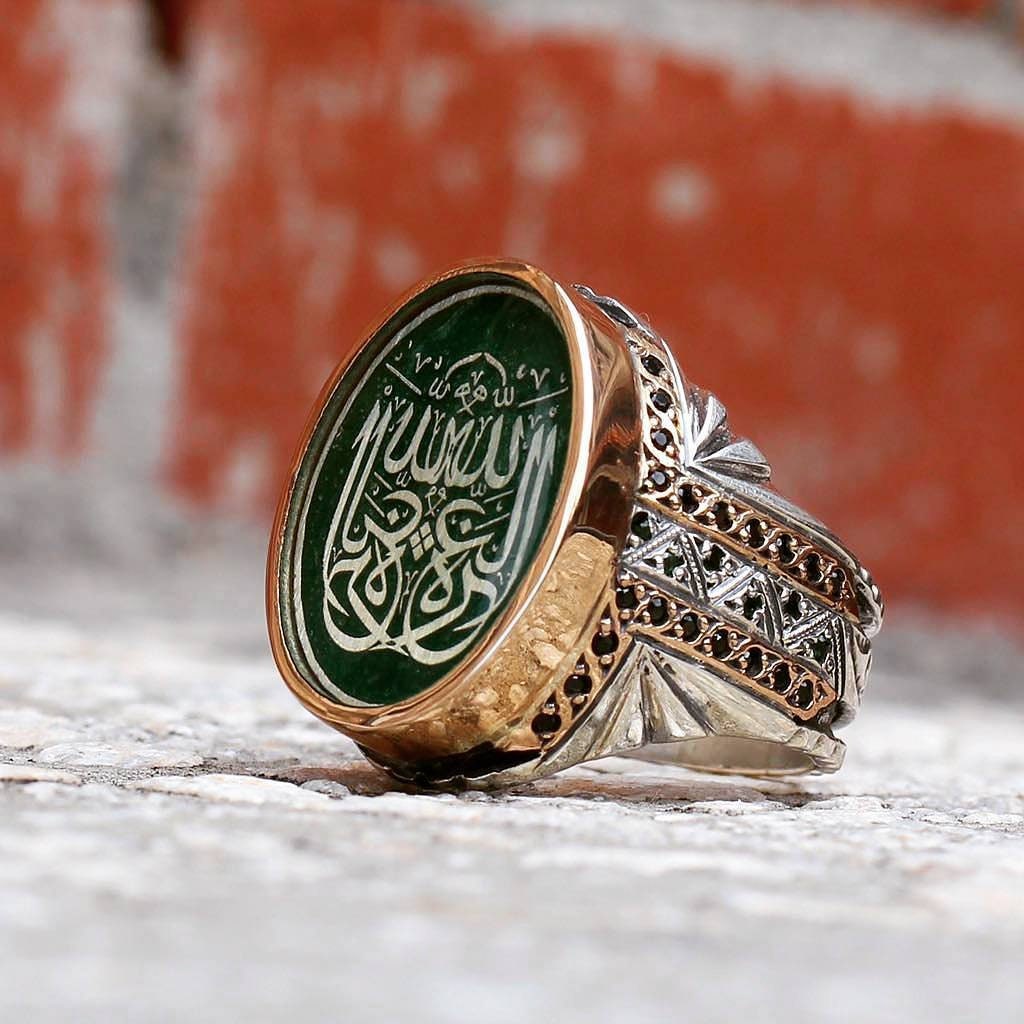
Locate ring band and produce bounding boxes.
[267,260,883,788]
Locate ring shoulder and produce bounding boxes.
[576,283,881,729]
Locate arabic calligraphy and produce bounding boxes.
[320,344,566,666]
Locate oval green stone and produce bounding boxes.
[279,276,574,706]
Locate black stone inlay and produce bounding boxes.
[647,596,669,627]
[631,511,653,541]
[531,712,562,736]
[803,553,823,585]
[828,567,846,597]
[662,551,684,579]
[564,673,593,698]
[703,545,726,572]
[651,388,672,412]
[679,612,701,641]
[771,663,792,692]
[777,534,796,564]
[807,637,831,664]
[651,428,672,450]
[713,501,734,531]
[641,354,665,377]
[784,590,802,620]
[710,628,731,658]
[616,585,639,610]
[649,469,670,491]
[679,483,700,513]
[742,593,763,620]
[792,679,814,710]
[744,647,764,677]
[592,631,619,656]
[746,519,766,549]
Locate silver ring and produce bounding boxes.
[268,261,883,788]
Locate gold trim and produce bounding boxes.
[626,323,862,623]
[642,490,860,622]
[617,575,836,722]
[267,260,872,786]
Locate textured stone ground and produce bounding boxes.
[1,548,1022,1023]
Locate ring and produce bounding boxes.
[267,260,883,788]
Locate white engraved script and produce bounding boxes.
[320,347,562,665]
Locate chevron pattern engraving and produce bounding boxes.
[510,285,883,782]
[622,506,850,694]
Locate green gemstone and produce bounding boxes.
[278,275,573,706]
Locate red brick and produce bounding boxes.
[0,2,114,455]
[168,0,1023,619]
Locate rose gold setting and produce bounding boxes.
[267,260,881,788]
[629,319,863,626]
[645,489,859,622]
[268,259,639,780]
[615,575,836,722]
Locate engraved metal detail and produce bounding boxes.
[622,507,852,701]
[576,283,882,638]
[511,284,887,780]
[523,642,845,781]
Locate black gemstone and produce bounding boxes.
[777,533,796,564]
[679,612,700,641]
[651,388,672,412]
[710,628,732,658]
[651,428,672,450]
[807,638,831,664]
[703,545,725,572]
[744,647,764,677]
[641,354,665,377]
[631,511,653,541]
[784,590,802,620]
[663,551,683,579]
[713,501,734,531]
[649,469,670,491]
[647,596,669,626]
[616,585,639,610]
[771,663,792,692]
[564,673,593,698]
[592,631,619,656]
[531,712,561,736]
[746,519,766,548]
[742,593,763,620]
[792,680,814,710]
[679,483,700,513]
[803,553,823,585]
[828,568,846,597]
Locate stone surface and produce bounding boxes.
[1,568,1022,1023]
[280,278,573,705]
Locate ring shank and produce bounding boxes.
[627,737,818,777]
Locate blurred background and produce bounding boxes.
[2,0,1024,683]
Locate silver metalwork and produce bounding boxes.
[270,260,883,788]
[482,286,882,783]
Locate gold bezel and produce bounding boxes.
[266,259,639,772]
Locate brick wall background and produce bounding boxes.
[2,0,1023,626]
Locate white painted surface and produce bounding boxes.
[484,0,1024,121]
